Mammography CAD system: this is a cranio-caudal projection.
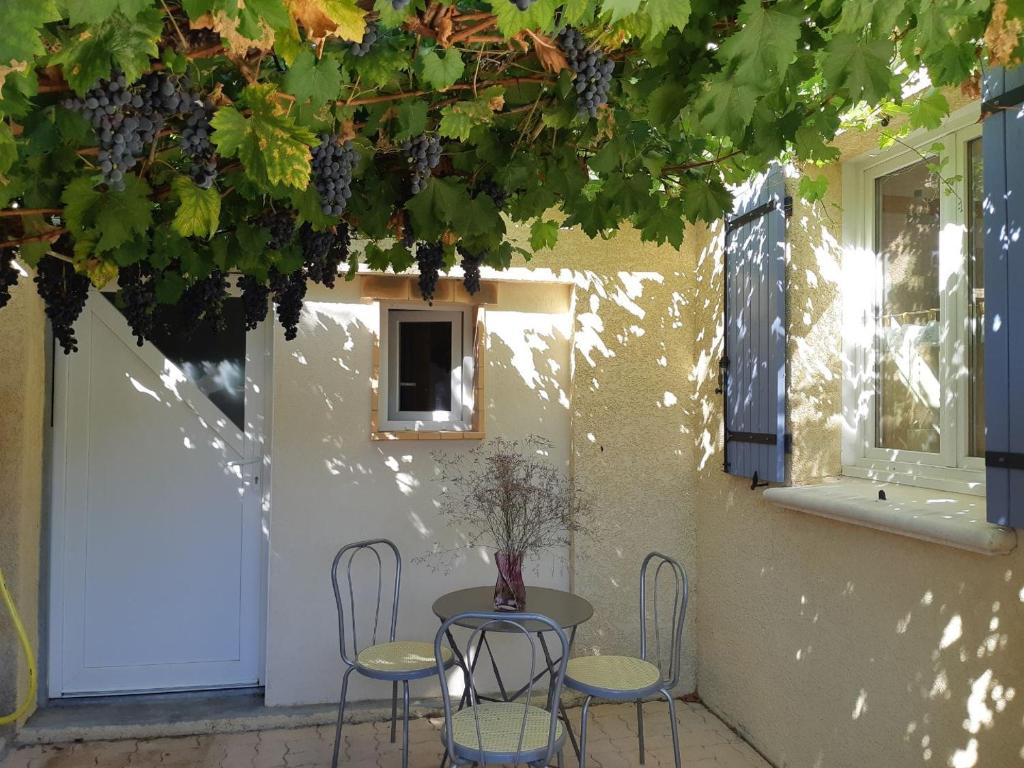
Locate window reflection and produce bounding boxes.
[874,158,942,453]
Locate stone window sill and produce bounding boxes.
[370,430,485,441]
[763,478,1017,556]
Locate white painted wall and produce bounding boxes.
[263,279,574,706]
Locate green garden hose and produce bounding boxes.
[0,567,36,725]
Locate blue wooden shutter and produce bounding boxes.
[721,164,788,486]
[983,66,1024,527]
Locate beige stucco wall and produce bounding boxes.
[524,226,699,694]
[692,105,1024,767]
[0,272,46,739]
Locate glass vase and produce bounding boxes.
[494,551,526,611]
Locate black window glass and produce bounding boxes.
[398,321,452,412]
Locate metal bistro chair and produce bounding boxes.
[435,611,569,767]
[330,539,454,768]
[566,552,689,768]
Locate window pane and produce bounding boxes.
[397,321,452,412]
[874,158,942,453]
[967,138,985,456]
[103,294,247,430]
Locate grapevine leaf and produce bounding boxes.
[439,90,503,141]
[600,0,642,24]
[285,0,366,41]
[635,198,686,248]
[647,81,687,127]
[644,0,691,37]
[210,89,317,190]
[63,176,153,254]
[486,0,560,35]
[717,0,802,88]
[53,10,163,94]
[417,48,465,91]
[155,271,186,304]
[394,101,428,142]
[0,122,16,178]
[908,89,950,131]
[798,174,829,203]
[530,219,559,251]
[0,0,60,79]
[172,177,222,240]
[681,175,732,224]
[821,34,895,103]
[64,0,152,26]
[283,49,344,107]
[694,80,757,141]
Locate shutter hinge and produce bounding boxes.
[981,83,1024,117]
[715,355,729,394]
[986,451,1024,470]
[783,195,793,219]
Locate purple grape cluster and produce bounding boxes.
[34,257,90,354]
[117,262,156,346]
[237,274,270,331]
[509,0,536,9]
[311,135,358,217]
[558,27,614,118]
[270,268,307,340]
[180,270,228,333]
[473,177,507,210]
[458,247,484,295]
[181,98,217,189]
[300,222,350,289]
[350,21,378,56]
[403,135,442,194]
[1,256,18,310]
[260,210,296,250]
[391,0,411,9]
[416,241,444,303]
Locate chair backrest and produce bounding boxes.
[330,539,401,667]
[639,552,689,689]
[435,611,568,767]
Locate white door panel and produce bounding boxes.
[50,290,266,695]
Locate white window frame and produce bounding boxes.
[841,102,986,496]
[378,304,475,431]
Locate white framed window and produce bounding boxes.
[377,305,475,431]
[841,103,986,495]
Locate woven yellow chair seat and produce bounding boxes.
[566,655,661,693]
[356,641,451,673]
[451,702,563,754]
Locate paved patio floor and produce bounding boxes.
[1,702,769,768]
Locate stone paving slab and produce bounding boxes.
[1,702,771,768]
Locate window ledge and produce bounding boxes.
[371,430,484,441]
[763,478,1017,556]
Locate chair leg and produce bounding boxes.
[391,681,399,743]
[636,700,645,764]
[578,696,593,768]
[660,688,681,768]
[557,747,564,767]
[331,666,355,768]
[402,680,411,768]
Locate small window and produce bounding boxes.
[379,308,474,430]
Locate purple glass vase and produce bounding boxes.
[494,551,526,611]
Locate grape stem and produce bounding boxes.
[0,208,63,218]
[1,229,67,249]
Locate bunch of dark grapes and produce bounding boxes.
[270,269,307,340]
[260,210,296,250]
[350,21,378,56]
[181,96,217,189]
[1,256,18,310]
[117,262,156,346]
[63,72,137,190]
[34,257,90,354]
[416,241,444,304]
[300,222,349,289]
[558,27,615,118]
[391,0,410,8]
[403,135,442,194]
[180,270,229,334]
[238,274,270,331]
[472,177,507,210]
[458,247,484,295]
[508,0,536,9]
[311,135,358,216]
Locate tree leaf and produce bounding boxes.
[0,0,60,73]
[694,80,757,141]
[53,10,163,94]
[530,219,559,251]
[62,176,153,253]
[798,174,829,203]
[172,176,222,239]
[394,100,428,142]
[438,90,503,141]
[681,175,732,224]
[283,49,344,107]
[417,48,465,91]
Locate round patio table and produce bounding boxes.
[432,586,593,761]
